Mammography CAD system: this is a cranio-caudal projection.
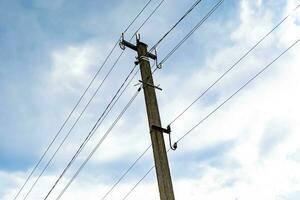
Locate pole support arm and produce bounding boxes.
[120,39,157,60]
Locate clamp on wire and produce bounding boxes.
[136,33,141,41]
[153,48,163,69]
[151,125,177,151]
[119,33,126,50]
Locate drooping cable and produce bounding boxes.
[168,3,300,125]
[55,87,143,200]
[123,0,154,33]
[13,40,118,200]
[121,38,300,200]
[101,145,152,200]
[130,0,166,41]
[51,62,157,200]
[22,45,126,200]
[39,2,167,198]
[95,1,223,197]
[159,0,224,65]
[149,0,203,52]
[42,64,138,200]
[122,166,155,200]
[15,1,159,199]
[36,1,165,196]
[94,4,300,198]
[176,39,299,142]
[93,63,158,200]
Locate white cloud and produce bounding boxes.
[3,0,300,200]
[49,43,101,93]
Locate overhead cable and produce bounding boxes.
[159,0,224,65]
[149,0,203,52]
[122,38,300,200]
[102,4,300,196]
[55,87,142,200]
[42,64,138,200]
[130,0,166,40]
[168,3,300,125]
[13,0,153,198]
[96,4,300,200]
[41,2,166,195]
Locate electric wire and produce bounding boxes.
[103,3,300,198]
[101,145,152,200]
[40,1,164,196]
[42,64,138,200]
[52,63,158,200]
[15,1,155,199]
[121,38,300,200]
[13,40,118,200]
[122,166,155,200]
[149,0,203,52]
[22,46,125,200]
[40,2,166,198]
[123,0,154,33]
[95,1,223,197]
[130,0,166,41]
[176,38,299,142]
[168,3,300,125]
[95,5,300,198]
[159,0,224,65]
[96,62,158,200]
[55,87,142,200]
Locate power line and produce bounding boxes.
[42,64,138,200]
[121,38,300,200]
[159,0,224,65]
[55,87,142,200]
[130,0,166,41]
[168,3,300,125]
[149,0,203,52]
[14,0,155,196]
[95,1,224,197]
[101,145,152,200]
[122,166,155,200]
[89,60,155,199]
[12,39,118,200]
[176,39,299,142]
[64,2,299,199]
[22,48,126,200]
[94,5,300,198]
[39,0,165,195]
[123,0,154,33]
[40,2,166,197]
[51,62,157,200]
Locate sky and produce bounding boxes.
[0,0,300,199]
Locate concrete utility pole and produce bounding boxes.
[121,36,175,200]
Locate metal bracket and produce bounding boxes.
[136,33,141,41]
[153,48,162,69]
[119,33,126,50]
[119,34,157,60]
[151,125,177,151]
[139,80,162,91]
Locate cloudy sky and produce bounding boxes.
[0,0,300,199]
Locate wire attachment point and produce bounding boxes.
[139,80,162,91]
[157,62,163,69]
[119,33,126,50]
[151,125,177,151]
[153,48,161,69]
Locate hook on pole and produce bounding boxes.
[151,125,177,151]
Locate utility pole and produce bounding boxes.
[121,36,175,200]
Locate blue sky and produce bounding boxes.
[0,0,300,199]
